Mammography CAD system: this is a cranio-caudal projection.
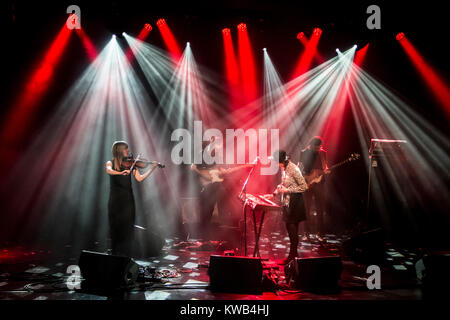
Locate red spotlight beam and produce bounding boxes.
[320,59,357,163]
[222,28,239,86]
[354,43,369,67]
[138,23,153,41]
[0,24,72,161]
[237,23,258,104]
[222,28,241,109]
[76,28,98,62]
[296,32,325,65]
[157,19,182,61]
[398,35,450,118]
[125,24,153,62]
[291,28,323,79]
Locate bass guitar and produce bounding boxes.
[191,163,254,187]
[302,153,360,186]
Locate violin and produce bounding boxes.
[122,155,165,170]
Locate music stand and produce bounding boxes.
[239,163,257,256]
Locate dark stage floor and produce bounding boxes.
[0,230,423,300]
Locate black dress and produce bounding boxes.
[108,163,136,256]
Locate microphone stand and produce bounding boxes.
[238,159,258,256]
[238,158,259,200]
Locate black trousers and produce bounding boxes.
[199,182,221,226]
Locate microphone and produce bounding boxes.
[156,162,165,168]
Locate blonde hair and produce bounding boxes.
[111,141,128,171]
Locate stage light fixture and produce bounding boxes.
[291,28,324,79]
[187,42,190,46]
[157,19,166,27]
[297,32,305,40]
[237,23,247,32]
[336,48,340,53]
[145,23,152,31]
[313,28,322,36]
[222,28,231,36]
[353,44,357,49]
[396,32,405,41]
[263,48,267,51]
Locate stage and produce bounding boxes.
[0,1,449,310]
[0,231,422,300]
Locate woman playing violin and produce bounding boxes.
[105,141,159,256]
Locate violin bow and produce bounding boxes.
[129,153,142,173]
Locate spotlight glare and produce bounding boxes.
[297,32,305,40]
[263,48,267,51]
[144,23,152,31]
[187,41,190,46]
[237,23,247,32]
[222,28,231,36]
[396,32,405,41]
[336,48,340,53]
[313,27,322,36]
[353,44,357,49]
[157,19,166,27]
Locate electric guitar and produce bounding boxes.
[192,164,254,187]
[301,153,360,186]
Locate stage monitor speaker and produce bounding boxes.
[416,252,450,298]
[208,255,263,294]
[79,250,139,291]
[342,228,385,264]
[285,256,342,293]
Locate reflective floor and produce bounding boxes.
[0,232,422,300]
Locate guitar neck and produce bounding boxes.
[329,158,351,170]
[197,164,251,178]
[224,164,252,174]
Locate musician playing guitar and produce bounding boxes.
[300,136,330,241]
[190,137,222,232]
[190,138,253,230]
